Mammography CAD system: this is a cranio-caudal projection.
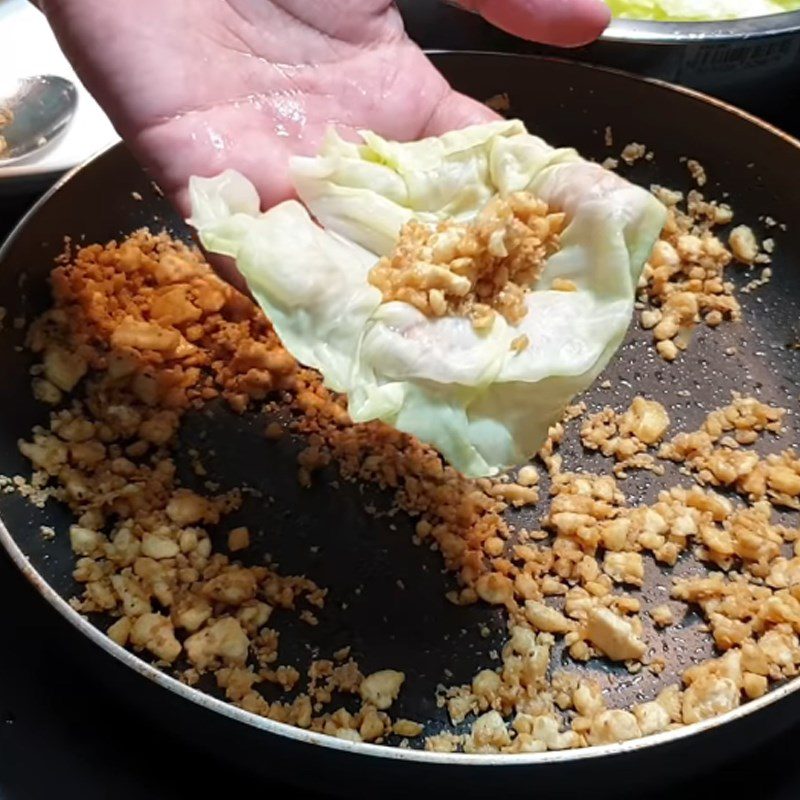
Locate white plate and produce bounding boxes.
[0,0,119,193]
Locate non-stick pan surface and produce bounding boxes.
[1,54,799,797]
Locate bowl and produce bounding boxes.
[423,2,800,114]
[588,12,800,112]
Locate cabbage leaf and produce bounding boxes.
[190,121,666,477]
[607,0,800,20]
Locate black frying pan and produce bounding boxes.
[1,54,799,798]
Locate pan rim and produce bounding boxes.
[1,51,799,768]
[426,50,800,151]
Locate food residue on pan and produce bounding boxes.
[2,159,796,753]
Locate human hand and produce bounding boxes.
[41,0,609,211]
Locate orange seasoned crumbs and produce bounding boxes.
[368,192,563,331]
[12,231,395,737]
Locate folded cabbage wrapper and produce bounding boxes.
[190,120,666,477]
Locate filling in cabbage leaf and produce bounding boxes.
[607,0,800,20]
[190,120,666,477]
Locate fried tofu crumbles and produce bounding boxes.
[5,165,796,756]
[638,186,771,361]
[368,192,564,331]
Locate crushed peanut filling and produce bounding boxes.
[368,192,563,331]
[5,173,795,755]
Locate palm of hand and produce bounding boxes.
[46,0,495,212]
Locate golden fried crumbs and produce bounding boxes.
[658,395,797,508]
[12,226,800,754]
[620,143,647,165]
[581,397,669,477]
[685,159,707,188]
[639,188,770,360]
[661,393,785,459]
[729,225,759,265]
[368,192,563,331]
[228,527,250,552]
[741,267,773,295]
[650,605,676,628]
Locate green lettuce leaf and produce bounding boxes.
[190,121,666,477]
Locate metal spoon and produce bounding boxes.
[0,75,77,167]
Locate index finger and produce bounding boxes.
[453,0,611,47]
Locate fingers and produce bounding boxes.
[420,89,502,138]
[456,0,611,47]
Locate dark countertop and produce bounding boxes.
[2,5,799,798]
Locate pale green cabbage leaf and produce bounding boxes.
[190,121,666,477]
[607,0,800,20]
